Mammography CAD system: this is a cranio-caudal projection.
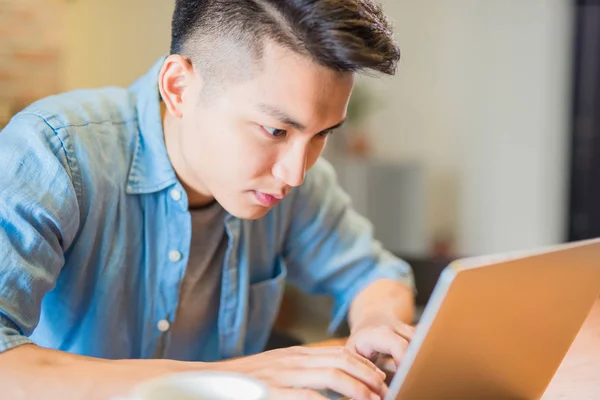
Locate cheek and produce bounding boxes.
[236,139,278,180]
[306,139,327,170]
[207,122,277,183]
[182,111,233,156]
[178,116,227,182]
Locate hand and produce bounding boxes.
[345,316,416,367]
[212,345,388,400]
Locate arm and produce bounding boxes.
[0,114,167,399]
[346,280,417,366]
[0,115,194,399]
[283,159,416,334]
[282,159,417,365]
[348,279,415,331]
[0,343,390,400]
[0,344,197,400]
[306,281,416,362]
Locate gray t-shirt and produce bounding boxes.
[165,201,227,361]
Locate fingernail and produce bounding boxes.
[377,367,386,378]
[370,393,381,400]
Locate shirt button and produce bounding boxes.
[169,250,182,262]
[170,188,182,201]
[157,319,170,332]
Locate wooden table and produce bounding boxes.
[312,299,600,399]
[542,298,600,399]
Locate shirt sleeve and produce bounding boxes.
[0,113,80,353]
[282,158,416,334]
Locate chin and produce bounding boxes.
[223,203,271,220]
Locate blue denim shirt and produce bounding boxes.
[0,58,414,361]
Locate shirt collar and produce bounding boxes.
[126,56,178,194]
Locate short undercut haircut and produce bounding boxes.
[170,0,401,82]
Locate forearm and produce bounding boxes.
[0,344,202,400]
[348,279,416,332]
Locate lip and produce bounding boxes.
[253,191,284,207]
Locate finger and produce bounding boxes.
[353,328,409,367]
[274,368,385,400]
[300,346,386,378]
[374,356,397,374]
[393,323,416,342]
[268,387,329,400]
[298,346,387,392]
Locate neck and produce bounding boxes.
[161,102,216,208]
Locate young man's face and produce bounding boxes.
[161,40,354,219]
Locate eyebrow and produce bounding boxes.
[257,103,346,134]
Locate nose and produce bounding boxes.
[272,143,308,187]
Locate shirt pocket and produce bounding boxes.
[244,257,288,355]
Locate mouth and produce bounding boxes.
[253,191,286,207]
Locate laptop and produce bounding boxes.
[327,238,600,400]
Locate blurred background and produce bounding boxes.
[1,0,598,342]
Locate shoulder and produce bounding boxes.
[288,157,349,212]
[2,86,142,215]
[21,86,137,131]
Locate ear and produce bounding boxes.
[158,54,197,118]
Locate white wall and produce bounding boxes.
[64,0,174,90]
[372,0,573,255]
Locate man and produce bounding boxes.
[0,1,416,399]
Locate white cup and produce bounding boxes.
[116,371,270,400]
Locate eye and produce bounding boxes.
[262,126,288,138]
[316,129,335,138]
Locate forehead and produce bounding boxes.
[250,41,354,123]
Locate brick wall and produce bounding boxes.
[0,0,66,127]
